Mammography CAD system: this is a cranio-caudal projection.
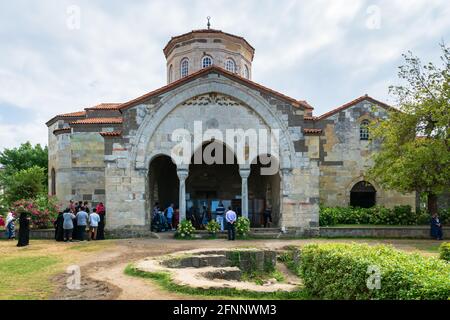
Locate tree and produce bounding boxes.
[2,166,46,204]
[0,142,48,176]
[368,43,450,214]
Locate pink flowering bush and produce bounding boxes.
[12,195,59,229]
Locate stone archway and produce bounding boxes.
[148,154,179,212]
[350,181,377,208]
[186,140,241,229]
[132,77,296,172]
[248,155,281,228]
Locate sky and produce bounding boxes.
[0,0,449,151]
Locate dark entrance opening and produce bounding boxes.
[248,155,280,228]
[350,181,376,208]
[148,155,179,211]
[186,141,241,229]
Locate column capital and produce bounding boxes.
[239,168,251,179]
[177,168,189,180]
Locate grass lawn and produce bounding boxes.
[0,239,116,300]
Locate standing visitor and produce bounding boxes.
[71,207,79,240]
[264,206,273,228]
[83,201,90,214]
[225,206,237,241]
[216,201,225,231]
[173,207,180,230]
[89,209,101,240]
[63,208,76,242]
[431,213,444,240]
[69,200,75,213]
[201,205,209,229]
[166,203,174,231]
[54,211,65,242]
[76,207,89,241]
[96,202,106,240]
[17,212,30,247]
[5,211,15,240]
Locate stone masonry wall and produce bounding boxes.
[105,74,319,233]
[316,100,417,210]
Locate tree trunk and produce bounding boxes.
[427,192,438,215]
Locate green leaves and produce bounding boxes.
[236,217,251,236]
[292,243,450,300]
[439,243,450,262]
[2,166,46,205]
[368,44,450,212]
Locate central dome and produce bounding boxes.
[164,29,255,84]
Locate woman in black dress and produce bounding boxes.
[54,211,65,242]
[17,212,30,247]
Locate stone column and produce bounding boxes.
[177,169,189,222]
[239,168,251,219]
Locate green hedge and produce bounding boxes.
[319,206,449,226]
[296,243,450,300]
[440,243,450,262]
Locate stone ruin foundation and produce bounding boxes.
[134,248,301,292]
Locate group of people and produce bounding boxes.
[151,203,179,232]
[53,201,106,242]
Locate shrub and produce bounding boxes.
[12,196,59,229]
[175,220,196,239]
[296,243,450,300]
[439,243,450,262]
[318,205,444,226]
[205,220,221,235]
[235,217,250,237]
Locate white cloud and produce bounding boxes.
[0,0,449,150]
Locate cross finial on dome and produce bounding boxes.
[207,16,211,29]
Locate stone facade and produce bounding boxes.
[46,29,417,237]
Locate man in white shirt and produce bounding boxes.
[89,209,101,240]
[225,206,237,241]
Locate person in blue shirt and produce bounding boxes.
[76,207,89,241]
[166,203,175,231]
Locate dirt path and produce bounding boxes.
[51,237,441,300]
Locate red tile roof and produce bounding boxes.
[71,117,123,125]
[303,128,322,135]
[118,66,313,111]
[317,95,396,120]
[85,103,121,111]
[99,130,122,137]
[59,111,86,117]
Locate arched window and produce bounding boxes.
[225,59,236,73]
[51,168,56,196]
[168,65,173,83]
[244,65,250,79]
[180,58,189,78]
[202,56,213,69]
[360,120,370,140]
[350,181,376,208]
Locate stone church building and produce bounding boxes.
[46,28,416,236]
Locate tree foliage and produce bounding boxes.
[0,142,48,177]
[368,43,450,213]
[2,166,46,204]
